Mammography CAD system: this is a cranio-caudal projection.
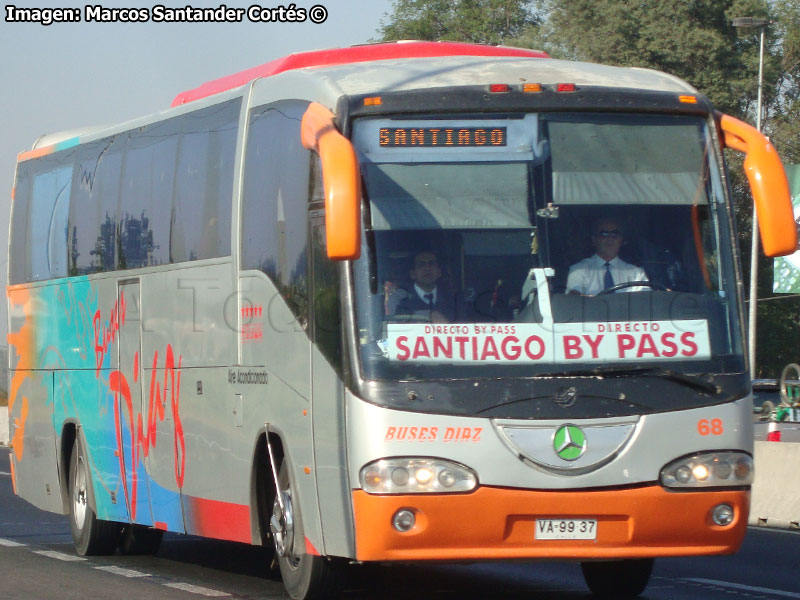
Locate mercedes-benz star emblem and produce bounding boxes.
[553,424,587,461]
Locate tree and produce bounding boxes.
[514,0,776,116]
[378,0,538,45]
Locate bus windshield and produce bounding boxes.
[351,113,744,382]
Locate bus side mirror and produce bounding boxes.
[718,112,798,257]
[301,102,361,260]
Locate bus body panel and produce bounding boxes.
[7,369,61,514]
[240,273,310,397]
[141,261,237,370]
[311,343,355,557]
[351,486,748,561]
[346,395,752,490]
[177,365,248,542]
[237,238,353,555]
[117,280,155,527]
[239,272,324,551]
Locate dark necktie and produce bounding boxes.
[603,262,614,290]
[424,293,434,312]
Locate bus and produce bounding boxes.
[7,41,797,599]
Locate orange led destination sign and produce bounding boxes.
[379,127,507,147]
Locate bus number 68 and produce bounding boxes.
[697,418,724,436]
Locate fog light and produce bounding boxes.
[392,509,416,532]
[711,503,734,526]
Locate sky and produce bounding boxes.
[0,0,393,345]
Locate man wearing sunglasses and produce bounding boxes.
[566,217,649,295]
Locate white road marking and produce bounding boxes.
[0,471,11,476]
[32,550,86,562]
[94,565,151,578]
[0,538,25,547]
[685,578,800,598]
[164,582,229,597]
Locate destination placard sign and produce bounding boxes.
[385,320,711,364]
[379,127,507,148]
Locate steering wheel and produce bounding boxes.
[595,281,667,295]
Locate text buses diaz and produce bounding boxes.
[7,42,796,599]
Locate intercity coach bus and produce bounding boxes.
[7,41,797,599]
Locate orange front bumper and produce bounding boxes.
[352,485,748,562]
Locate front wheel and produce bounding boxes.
[270,459,339,600]
[581,558,653,599]
[68,439,121,555]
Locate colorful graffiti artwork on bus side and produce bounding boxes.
[8,279,186,526]
[7,288,34,462]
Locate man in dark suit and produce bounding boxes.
[386,250,456,322]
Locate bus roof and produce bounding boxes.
[171,41,549,106]
[19,45,701,163]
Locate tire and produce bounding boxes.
[270,459,339,600]
[118,523,163,555]
[581,558,653,599]
[68,440,121,556]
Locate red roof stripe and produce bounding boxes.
[171,41,548,107]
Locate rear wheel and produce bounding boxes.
[118,523,163,555]
[581,558,653,599]
[271,459,339,599]
[68,440,121,555]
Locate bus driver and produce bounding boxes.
[566,217,649,295]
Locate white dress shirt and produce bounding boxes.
[566,255,648,295]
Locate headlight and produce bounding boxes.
[360,458,478,494]
[660,452,753,488]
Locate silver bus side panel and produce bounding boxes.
[311,343,355,558]
[7,370,62,514]
[239,272,323,552]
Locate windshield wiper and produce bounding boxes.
[476,393,653,414]
[532,365,722,395]
[592,365,721,395]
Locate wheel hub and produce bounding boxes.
[73,457,87,530]
[270,490,294,558]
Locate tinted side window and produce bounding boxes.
[31,165,72,281]
[242,100,310,324]
[10,163,33,285]
[172,100,239,262]
[310,158,341,371]
[11,149,77,284]
[69,137,124,274]
[120,120,178,269]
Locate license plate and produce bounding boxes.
[535,519,597,540]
